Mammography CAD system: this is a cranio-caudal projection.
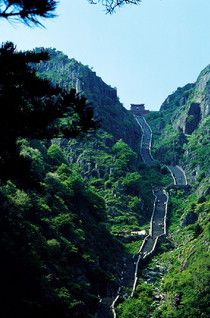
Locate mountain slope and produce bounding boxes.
[118,64,210,318]
[33,48,141,150]
[1,44,209,318]
[146,64,210,188]
[0,45,160,318]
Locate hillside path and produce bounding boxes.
[130,115,187,296]
[98,115,187,317]
[167,165,187,186]
[134,116,156,166]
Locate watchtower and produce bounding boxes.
[130,104,149,116]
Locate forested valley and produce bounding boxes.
[0,1,209,318]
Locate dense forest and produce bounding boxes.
[0,1,209,317]
[0,42,209,318]
[0,43,169,317]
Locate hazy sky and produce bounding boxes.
[1,0,210,110]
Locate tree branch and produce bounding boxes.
[0,0,57,26]
[88,0,142,13]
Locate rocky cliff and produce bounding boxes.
[118,66,210,318]
[146,64,210,190]
[160,65,210,135]
[34,48,141,150]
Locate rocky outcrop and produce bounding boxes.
[160,83,194,113]
[183,65,210,134]
[34,48,141,151]
[194,64,210,117]
[184,102,201,134]
[159,65,210,135]
[147,64,210,190]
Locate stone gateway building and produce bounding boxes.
[130,104,150,116]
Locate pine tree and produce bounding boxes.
[0,42,97,180]
[0,0,57,25]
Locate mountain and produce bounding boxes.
[33,48,141,150]
[146,65,210,189]
[160,64,210,134]
[1,45,164,318]
[0,43,209,318]
[122,65,210,318]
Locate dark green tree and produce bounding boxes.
[0,0,57,25]
[0,42,97,180]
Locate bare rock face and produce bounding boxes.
[194,64,210,117]
[160,83,194,115]
[181,67,210,134]
[161,65,210,135]
[184,102,201,134]
[148,64,210,187]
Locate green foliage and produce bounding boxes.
[183,117,210,185]
[47,238,60,252]
[0,138,122,318]
[168,190,197,232]
[137,166,171,217]
[117,190,210,318]
[0,0,57,26]
[0,35,178,318]
[122,69,210,318]
[124,240,142,255]
[145,78,209,318]
[122,172,141,195]
[146,83,195,164]
[113,139,137,172]
[0,42,96,181]
[153,216,210,318]
[1,41,209,318]
[63,133,143,234]
[117,280,154,317]
[47,143,68,165]
[34,48,141,150]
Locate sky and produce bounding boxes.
[1,0,210,110]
